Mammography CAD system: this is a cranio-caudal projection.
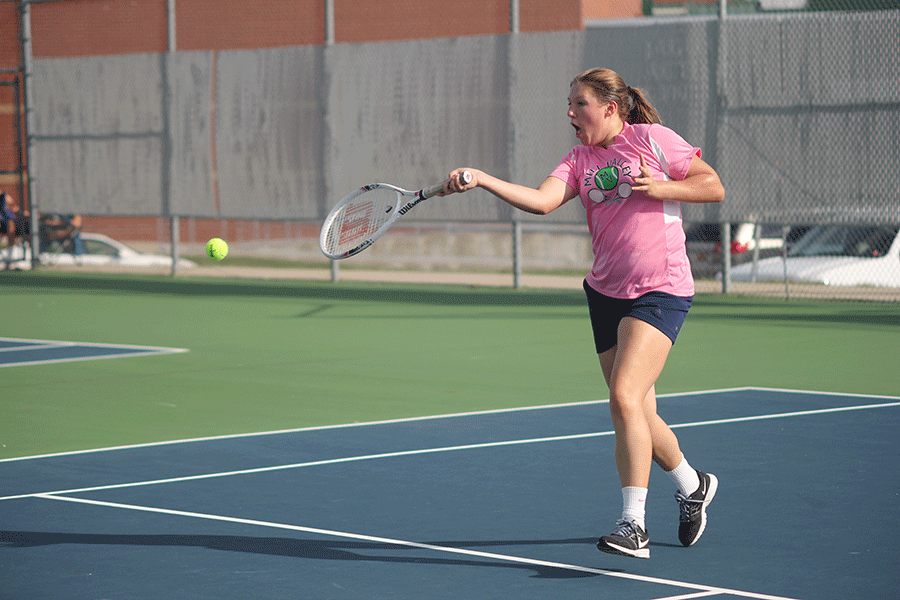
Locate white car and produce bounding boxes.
[685,222,809,279]
[2,232,197,269]
[727,225,900,288]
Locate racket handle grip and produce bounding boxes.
[423,170,473,199]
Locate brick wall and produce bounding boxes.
[27,0,582,57]
[31,0,168,57]
[582,0,644,20]
[175,0,327,50]
[0,81,22,192]
[1,2,23,193]
[0,2,19,69]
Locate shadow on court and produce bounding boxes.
[1,271,586,307]
[0,531,607,579]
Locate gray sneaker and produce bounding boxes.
[597,518,650,559]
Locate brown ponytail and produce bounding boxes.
[572,68,662,125]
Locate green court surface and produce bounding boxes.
[1,270,897,460]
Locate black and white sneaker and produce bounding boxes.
[597,519,650,559]
[675,470,718,547]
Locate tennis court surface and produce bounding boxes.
[2,387,897,599]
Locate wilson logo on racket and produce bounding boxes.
[398,194,427,216]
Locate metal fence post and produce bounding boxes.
[512,221,522,289]
[509,0,521,288]
[326,0,339,282]
[19,0,40,269]
[721,222,731,294]
[716,0,729,294]
[165,0,177,276]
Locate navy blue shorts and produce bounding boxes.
[583,280,693,354]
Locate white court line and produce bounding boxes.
[34,493,801,600]
[0,432,614,501]
[6,386,879,464]
[0,343,66,353]
[649,592,722,600]
[0,336,188,352]
[668,401,900,430]
[747,387,900,400]
[0,350,189,369]
[0,336,188,369]
[0,396,619,463]
[3,400,898,502]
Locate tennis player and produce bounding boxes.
[443,68,724,559]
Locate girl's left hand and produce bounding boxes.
[632,155,663,199]
[632,154,724,204]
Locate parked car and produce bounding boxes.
[727,224,900,288]
[684,222,809,279]
[2,232,197,269]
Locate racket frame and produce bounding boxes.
[320,172,470,260]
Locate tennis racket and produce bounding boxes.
[319,171,472,260]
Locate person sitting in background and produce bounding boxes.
[39,212,84,256]
[1,191,30,252]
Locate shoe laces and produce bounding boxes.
[675,491,702,520]
[612,518,639,538]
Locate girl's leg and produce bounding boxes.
[599,362,684,474]
[596,317,675,558]
[599,317,675,488]
[643,384,684,472]
[598,317,717,554]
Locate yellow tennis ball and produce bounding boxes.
[206,238,228,260]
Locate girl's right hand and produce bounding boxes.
[442,169,478,195]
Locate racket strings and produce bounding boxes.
[323,188,399,256]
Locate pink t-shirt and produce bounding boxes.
[550,122,700,299]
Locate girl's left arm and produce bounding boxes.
[632,155,725,204]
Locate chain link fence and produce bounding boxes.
[5,1,898,300]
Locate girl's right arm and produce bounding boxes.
[445,169,576,216]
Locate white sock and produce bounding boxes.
[621,486,647,530]
[666,456,701,496]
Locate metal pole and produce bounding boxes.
[510,0,520,34]
[168,0,176,50]
[325,0,339,282]
[20,0,39,269]
[13,77,25,222]
[512,221,522,287]
[750,221,762,282]
[166,0,178,276]
[325,0,335,46]
[781,226,790,301]
[509,0,521,288]
[716,0,729,293]
[721,222,731,294]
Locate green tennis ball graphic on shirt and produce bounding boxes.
[595,167,619,191]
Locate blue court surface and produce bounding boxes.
[2,388,898,599]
